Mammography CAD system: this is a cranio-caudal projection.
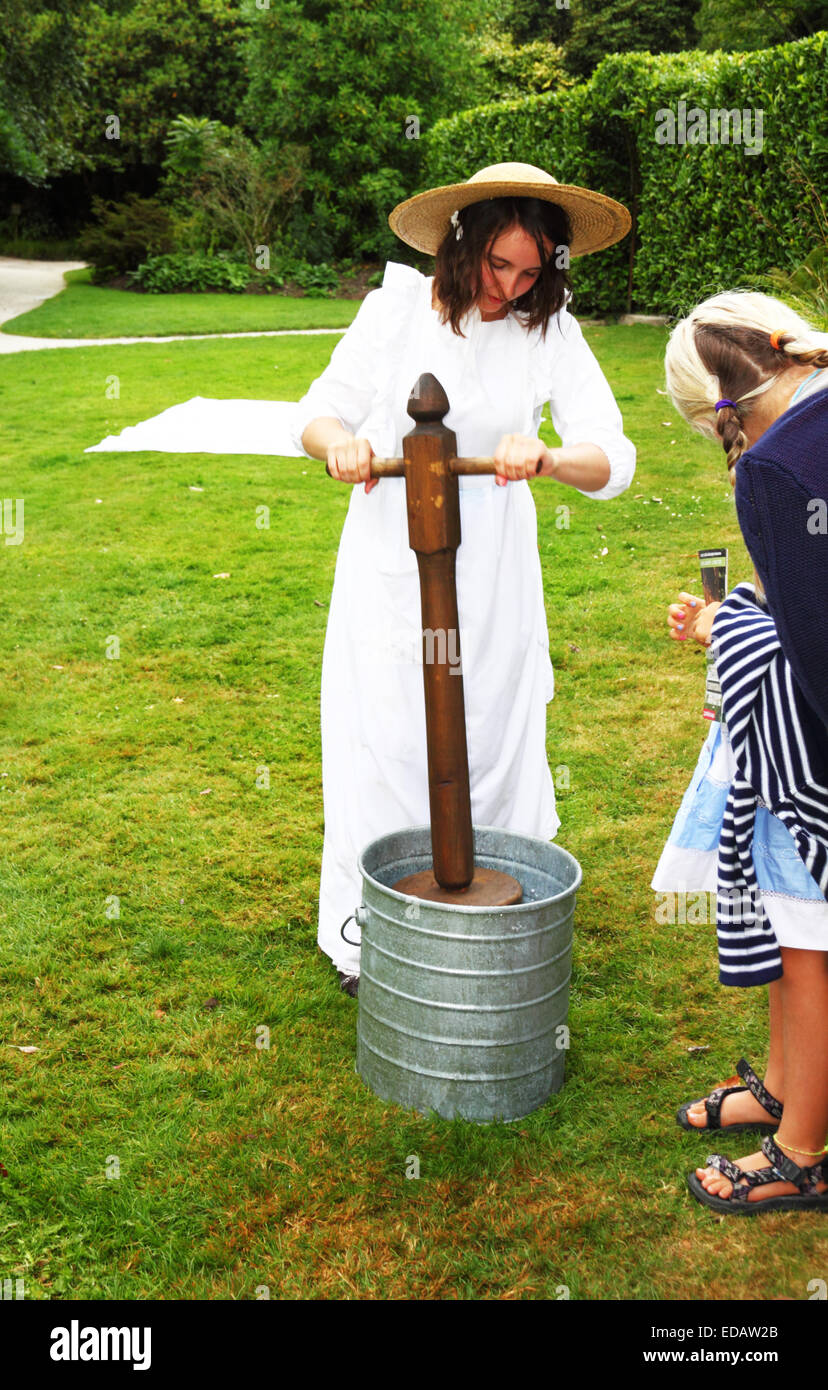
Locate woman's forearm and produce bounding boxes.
[301,417,355,461]
[540,442,611,492]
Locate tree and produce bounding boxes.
[562,0,703,79]
[694,0,828,51]
[76,0,251,172]
[476,33,573,103]
[499,0,574,48]
[0,0,90,181]
[243,0,494,262]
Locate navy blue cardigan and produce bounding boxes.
[735,388,828,731]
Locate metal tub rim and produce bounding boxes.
[357,823,583,916]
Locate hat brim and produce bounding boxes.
[389,178,631,258]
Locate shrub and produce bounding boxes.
[476,35,573,103]
[78,194,175,282]
[129,252,250,293]
[279,257,339,296]
[599,39,828,316]
[161,114,231,182]
[159,118,306,267]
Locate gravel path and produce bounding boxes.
[0,257,346,354]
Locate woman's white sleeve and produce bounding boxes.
[289,290,385,457]
[546,310,636,500]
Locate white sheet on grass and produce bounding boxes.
[85,397,304,456]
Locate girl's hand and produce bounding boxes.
[326,436,378,494]
[668,591,721,646]
[492,434,550,487]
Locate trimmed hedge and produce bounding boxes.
[423,34,828,316]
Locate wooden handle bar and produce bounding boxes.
[325,456,543,478]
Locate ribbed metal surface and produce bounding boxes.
[355,825,581,1122]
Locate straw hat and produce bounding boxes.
[389,162,631,258]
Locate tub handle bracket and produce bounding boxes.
[341,909,365,945]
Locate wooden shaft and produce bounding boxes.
[403,373,474,890]
[415,550,474,889]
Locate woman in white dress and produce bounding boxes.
[290,163,636,992]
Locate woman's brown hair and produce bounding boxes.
[432,196,572,338]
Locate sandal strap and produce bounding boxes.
[762,1135,825,1194]
[705,1081,743,1127]
[705,1152,745,1183]
[706,1144,816,1195]
[735,1058,784,1120]
[704,1140,827,1200]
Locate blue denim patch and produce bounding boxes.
[670,725,730,851]
[752,807,824,899]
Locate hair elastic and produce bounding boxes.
[769,330,785,350]
[714,399,737,412]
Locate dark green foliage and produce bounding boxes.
[163,125,307,266]
[126,249,342,296]
[424,33,828,315]
[603,40,828,316]
[501,0,573,47]
[498,0,702,76]
[157,117,297,263]
[563,0,702,78]
[161,114,233,181]
[78,194,175,281]
[694,0,828,51]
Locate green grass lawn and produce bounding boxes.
[1,322,822,1302]
[2,267,362,338]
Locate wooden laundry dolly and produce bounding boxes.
[329,372,529,908]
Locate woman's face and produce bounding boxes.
[477,224,554,320]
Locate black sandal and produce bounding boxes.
[687,1135,828,1215]
[676,1057,782,1135]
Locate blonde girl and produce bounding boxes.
[656,291,828,1213]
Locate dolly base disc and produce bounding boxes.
[392,866,522,907]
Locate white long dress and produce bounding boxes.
[291,262,636,973]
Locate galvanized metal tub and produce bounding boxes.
[354,825,582,1123]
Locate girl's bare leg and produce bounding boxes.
[696,949,828,1201]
